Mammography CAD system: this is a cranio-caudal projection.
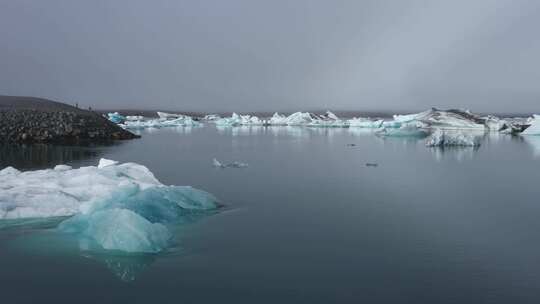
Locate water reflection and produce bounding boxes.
[523,135,540,158]
[82,252,157,282]
[0,143,117,170]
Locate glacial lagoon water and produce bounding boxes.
[2,126,540,303]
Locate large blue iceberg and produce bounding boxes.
[0,159,219,253]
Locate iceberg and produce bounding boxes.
[212,158,248,168]
[107,112,126,124]
[203,114,221,121]
[126,115,145,121]
[348,117,384,128]
[307,111,349,127]
[375,122,429,137]
[388,109,486,130]
[120,115,201,129]
[157,111,185,119]
[425,129,481,147]
[214,113,265,126]
[0,159,219,253]
[521,115,540,135]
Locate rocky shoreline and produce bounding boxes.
[0,96,139,143]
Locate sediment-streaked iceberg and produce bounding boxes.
[307,111,348,127]
[425,129,480,147]
[521,115,540,135]
[386,109,486,130]
[0,159,219,253]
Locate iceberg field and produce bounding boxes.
[0,159,218,253]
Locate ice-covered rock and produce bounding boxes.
[521,115,540,135]
[107,112,126,124]
[0,159,219,253]
[425,129,480,147]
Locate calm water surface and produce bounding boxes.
[2,126,540,303]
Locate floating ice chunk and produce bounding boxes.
[54,165,73,171]
[98,158,119,168]
[212,158,224,168]
[0,166,20,175]
[107,112,126,124]
[212,158,248,168]
[425,129,480,147]
[59,208,171,253]
[0,159,219,253]
[522,115,540,135]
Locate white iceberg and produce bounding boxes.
[0,159,218,253]
[157,111,185,119]
[126,115,145,121]
[120,115,201,129]
[425,129,481,147]
[214,113,265,126]
[347,117,383,128]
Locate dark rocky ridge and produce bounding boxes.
[0,96,139,143]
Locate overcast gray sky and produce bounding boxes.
[1,0,539,113]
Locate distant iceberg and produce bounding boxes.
[521,115,540,135]
[119,112,201,129]
[215,113,265,126]
[348,117,384,128]
[212,158,248,168]
[0,159,218,253]
[425,129,481,147]
[107,112,126,124]
[375,122,429,137]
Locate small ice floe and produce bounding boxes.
[425,129,480,147]
[212,158,249,168]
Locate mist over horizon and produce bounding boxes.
[1,0,539,113]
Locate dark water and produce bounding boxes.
[2,126,540,303]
